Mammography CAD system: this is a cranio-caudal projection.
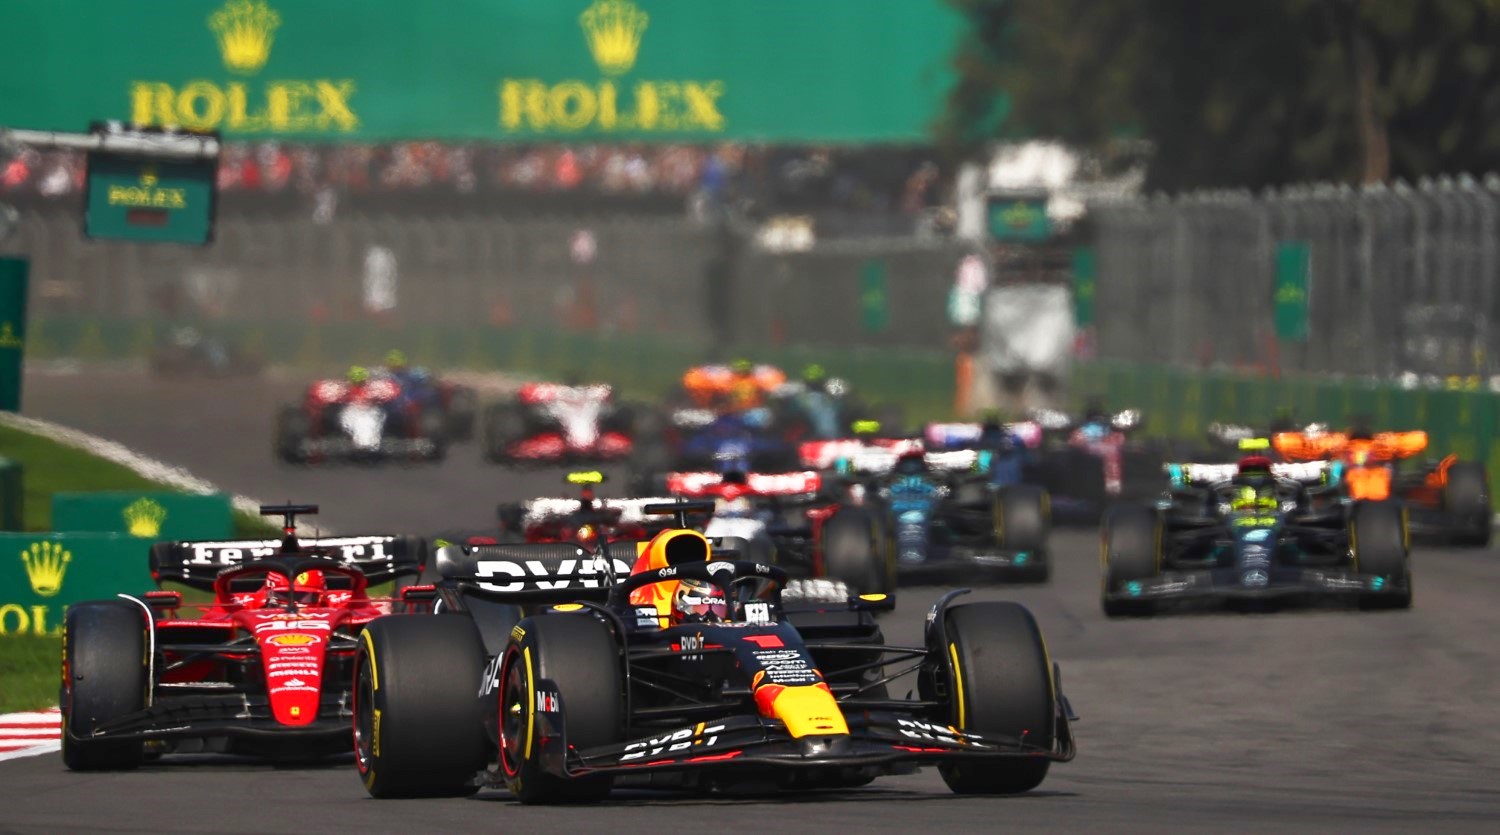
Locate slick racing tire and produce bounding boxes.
[446,386,478,442]
[418,409,450,463]
[1101,505,1161,617]
[355,616,486,798]
[500,613,623,804]
[273,406,310,464]
[62,600,148,771]
[482,402,528,464]
[1443,461,1491,548]
[934,602,1055,794]
[1350,500,1412,610]
[995,485,1051,581]
[821,507,893,598]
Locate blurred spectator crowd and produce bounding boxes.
[1,141,950,221]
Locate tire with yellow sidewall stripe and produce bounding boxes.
[499,612,623,804]
[354,615,486,798]
[936,602,1056,794]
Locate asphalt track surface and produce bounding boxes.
[4,367,1499,833]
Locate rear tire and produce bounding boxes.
[446,387,478,442]
[62,600,147,771]
[821,507,892,598]
[1443,461,1491,547]
[1351,501,1412,610]
[936,602,1055,794]
[273,406,309,464]
[1101,505,1161,617]
[996,485,1050,581]
[500,613,623,804]
[354,616,486,797]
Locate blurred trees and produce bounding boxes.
[941,0,1500,190]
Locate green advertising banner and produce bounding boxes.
[85,154,218,245]
[987,193,1052,242]
[0,0,963,142]
[1072,246,1097,327]
[0,533,153,638]
[1274,242,1311,342]
[0,258,26,412]
[52,492,233,540]
[860,259,890,334]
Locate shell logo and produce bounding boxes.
[269,633,319,646]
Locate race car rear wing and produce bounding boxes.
[519,496,681,527]
[832,448,981,475]
[922,421,1043,451]
[150,535,425,590]
[798,438,923,470]
[1165,461,1330,486]
[434,541,635,602]
[665,471,823,497]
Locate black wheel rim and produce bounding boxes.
[353,651,375,774]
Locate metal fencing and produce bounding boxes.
[1090,174,1500,381]
[5,206,967,355]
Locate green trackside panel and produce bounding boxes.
[0,0,964,143]
[84,153,217,245]
[859,259,890,334]
[1273,242,1311,342]
[0,259,26,411]
[52,492,233,540]
[1072,247,1096,327]
[0,533,153,638]
[987,194,1052,243]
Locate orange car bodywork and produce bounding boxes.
[681,365,788,409]
[1273,430,1445,502]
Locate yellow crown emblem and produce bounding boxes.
[21,542,71,598]
[124,498,169,538]
[208,0,281,75]
[579,0,648,76]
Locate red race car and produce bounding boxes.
[60,505,433,770]
[494,471,678,547]
[482,383,637,466]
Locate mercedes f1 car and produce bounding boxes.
[352,508,1075,801]
[1101,457,1412,616]
[482,383,637,466]
[1273,428,1491,547]
[274,371,458,464]
[60,506,430,770]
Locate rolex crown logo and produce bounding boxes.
[124,498,169,539]
[208,0,281,75]
[579,0,649,76]
[21,542,71,598]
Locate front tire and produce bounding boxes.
[354,616,487,797]
[1351,500,1412,610]
[273,406,309,464]
[935,602,1056,794]
[500,613,623,804]
[62,600,147,771]
[482,402,528,464]
[1101,505,1161,617]
[1443,461,1491,547]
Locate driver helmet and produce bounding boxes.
[1229,485,1277,513]
[347,365,370,385]
[893,451,928,476]
[671,578,727,626]
[802,363,828,391]
[265,570,327,606]
[384,349,408,370]
[731,358,755,376]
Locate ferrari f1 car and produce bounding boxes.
[274,370,460,464]
[60,506,430,770]
[482,383,637,466]
[352,509,1075,801]
[1101,456,1412,616]
[1273,428,1491,547]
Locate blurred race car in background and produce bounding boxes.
[351,517,1074,801]
[1102,457,1412,615]
[1026,407,1167,517]
[274,367,460,464]
[482,382,637,466]
[149,325,264,378]
[60,505,431,770]
[1273,427,1491,547]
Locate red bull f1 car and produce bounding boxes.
[60,506,430,769]
[352,505,1075,801]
